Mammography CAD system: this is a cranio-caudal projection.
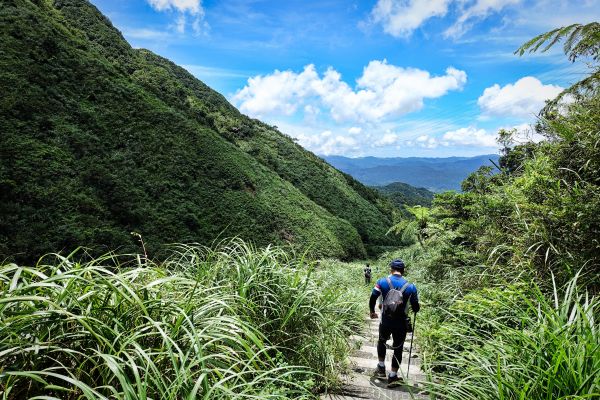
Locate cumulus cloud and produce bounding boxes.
[415,135,440,149]
[148,0,202,14]
[376,132,400,146]
[478,76,563,118]
[370,0,451,38]
[404,126,499,150]
[368,0,522,39]
[146,0,207,35]
[233,60,466,123]
[503,123,546,144]
[295,130,360,156]
[442,126,498,147]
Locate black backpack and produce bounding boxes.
[381,276,411,319]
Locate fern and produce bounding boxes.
[516,22,600,113]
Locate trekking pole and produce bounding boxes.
[406,312,417,378]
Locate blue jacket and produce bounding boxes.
[370,274,420,323]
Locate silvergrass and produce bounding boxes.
[0,239,361,399]
[423,273,599,400]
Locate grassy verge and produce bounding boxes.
[0,239,363,399]
[386,243,600,400]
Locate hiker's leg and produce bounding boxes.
[390,323,407,372]
[377,322,392,362]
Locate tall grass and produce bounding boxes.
[0,240,363,399]
[424,274,599,400]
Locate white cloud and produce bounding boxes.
[175,15,186,33]
[415,134,440,149]
[348,127,362,135]
[368,0,523,39]
[233,60,466,123]
[442,126,498,147]
[445,0,521,38]
[148,0,202,14]
[404,126,499,149]
[146,0,207,35]
[233,65,319,117]
[295,130,360,156]
[376,132,400,146]
[478,76,563,118]
[370,0,451,38]
[503,123,546,144]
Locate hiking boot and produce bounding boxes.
[374,364,386,377]
[387,374,404,388]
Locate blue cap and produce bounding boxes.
[389,259,405,270]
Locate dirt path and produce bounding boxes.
[322,316,429,400]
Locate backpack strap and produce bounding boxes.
[385,276,394,290]
[400,282,413,313]
[399,281,411,294]
[386,276,411,293]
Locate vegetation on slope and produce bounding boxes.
[381,22,600,399]
[0,240,365,399]
[374,182,434,208]
[0,0,398,263]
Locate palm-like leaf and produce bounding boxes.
[516,22,600,114]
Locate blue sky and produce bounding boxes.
[92,0,600,157]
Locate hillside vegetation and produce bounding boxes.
[0,0,398,263]
[0,240,366,399]
[374,182,434,208]
[383,22,600,399]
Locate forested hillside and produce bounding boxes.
[374,182,434,208]
[0,0,398,263]
[384,22,600,399]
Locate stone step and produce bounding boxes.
[321,382,429,400]
[348,357,426,382]
[356,345,420,360]
[326,316,428,399]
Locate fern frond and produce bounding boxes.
[515,22,600,62]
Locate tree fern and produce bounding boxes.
[516,22,600,112]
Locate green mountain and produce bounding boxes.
[374,182,434,208]
[0,0,398,263]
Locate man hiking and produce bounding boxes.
[369,259,420,388]
[364,263,372,285]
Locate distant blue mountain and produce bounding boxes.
[324,154,500,192]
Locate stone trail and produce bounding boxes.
[321,317,429,400]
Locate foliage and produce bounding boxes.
[0,0,398,263]
[426,275,599,400]
[387,206,437,247]
[0,240,364,399]
[373,181,434,208]
[517,22,600,114]
[380,22,600,399]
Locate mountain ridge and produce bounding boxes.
[0,0,397,262]
[325,154,500,192]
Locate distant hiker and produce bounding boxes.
[369,259,420,388]
[364,264,372,285]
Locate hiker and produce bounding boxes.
[363,263,372,285]
[369,259,420,388]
